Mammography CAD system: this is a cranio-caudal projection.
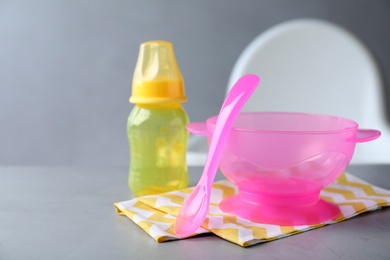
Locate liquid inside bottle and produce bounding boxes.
[128,103,189,196]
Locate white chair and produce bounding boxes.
[187,18,390,166]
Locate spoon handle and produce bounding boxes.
[174,74,260,238]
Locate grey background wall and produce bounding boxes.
[1,0,389,166]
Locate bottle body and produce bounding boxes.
[128,103,189,196]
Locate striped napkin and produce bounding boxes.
[114,172,390,247]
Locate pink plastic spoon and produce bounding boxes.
[174,74,260,237]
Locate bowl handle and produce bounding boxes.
[355,129,381,143]
[187,122,209,136]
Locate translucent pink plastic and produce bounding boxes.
[187,112,381,226]
[174,75,260,237]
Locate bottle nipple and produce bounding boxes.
[130,41,187,104]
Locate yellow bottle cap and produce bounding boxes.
[130,41,187,104]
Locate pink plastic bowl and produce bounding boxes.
[187,112,381,225]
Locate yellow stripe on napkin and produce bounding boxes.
[114,172,390,247]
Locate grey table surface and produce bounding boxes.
[1,164,390,260]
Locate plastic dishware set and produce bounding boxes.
[175,75,381,237]
[126,41,381,237]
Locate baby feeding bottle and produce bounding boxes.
[127,41,189,196]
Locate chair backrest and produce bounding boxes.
[227,18,390,164]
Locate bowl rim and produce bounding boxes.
[206,111,359,134]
